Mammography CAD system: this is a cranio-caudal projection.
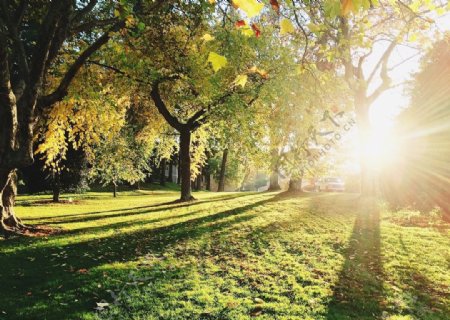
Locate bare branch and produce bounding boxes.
[366,38,397,86]
[291,0,309,64]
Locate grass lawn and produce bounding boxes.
[0,189,448,319]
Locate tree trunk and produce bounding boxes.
[0,170,26,235]
[113,183,117,198]
[288,177,303,192]
[196,173,202,190]
[217,149,228,192]
[160,158,166,186]
[179,129,194,201]
[268,171,281,191]
[204,165,211,191]
[177,153,181,185]
[52,172,60,203]
[355,98,376,197]
[268,148,281,191]
[168,159,173,183]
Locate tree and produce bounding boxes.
[0,0,142,234]
[292,0,444,195]
[112,1,279,201]
[88,128,150,197]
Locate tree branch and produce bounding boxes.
[38,21,124,109]
[150,82,183,131]
[366,38,397,85]
[0,1,29,86]
[0,33,18,152]
[13,0,27,27]
[71,18,118,34]
[71,0,98,25]
[27,1,69,95]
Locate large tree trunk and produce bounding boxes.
[160,158,166,186]
[355,98,376,197]
[217,149,228,192]
[177,153,181,185]
[179,129,194,201]
[0,170,26,235]
[268,171,281,191]
[288,177,303,192]
[52,172,61,203]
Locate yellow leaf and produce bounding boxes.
[202,33,215,41]
[240,26,254,37]
[232,0,264,18]
[233,74,248,88]
[207,52,228,72]
[280,18,295,35]
[208,0,216,3]
[341,0,354,16]
[257,69,268,79]
[248,66,268,79]
[296,65,305,75]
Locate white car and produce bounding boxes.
[316,177,345,192]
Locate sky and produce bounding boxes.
[369,13,450,130]
[337,13,450,175]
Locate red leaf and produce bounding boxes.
[235,20,246,28]
[251,23,261,37]
[77,268,88,274]
[270,0,280,13]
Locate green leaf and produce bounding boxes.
[137,22,145,31]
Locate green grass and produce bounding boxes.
[0,190,448,320]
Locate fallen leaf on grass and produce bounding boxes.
[77,268,88,274]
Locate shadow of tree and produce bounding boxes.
[327,197,385,320]
[21,193,253,225]
[393,235,449,318]
[0,193,281,319]
[400,269,450,318]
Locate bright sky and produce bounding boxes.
[369,13,450,130]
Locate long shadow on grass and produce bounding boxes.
[0,193,279,320]
[22,193,254,225]
[395,235,449,318]
[326,197,385,320]
[23,194,253,225]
